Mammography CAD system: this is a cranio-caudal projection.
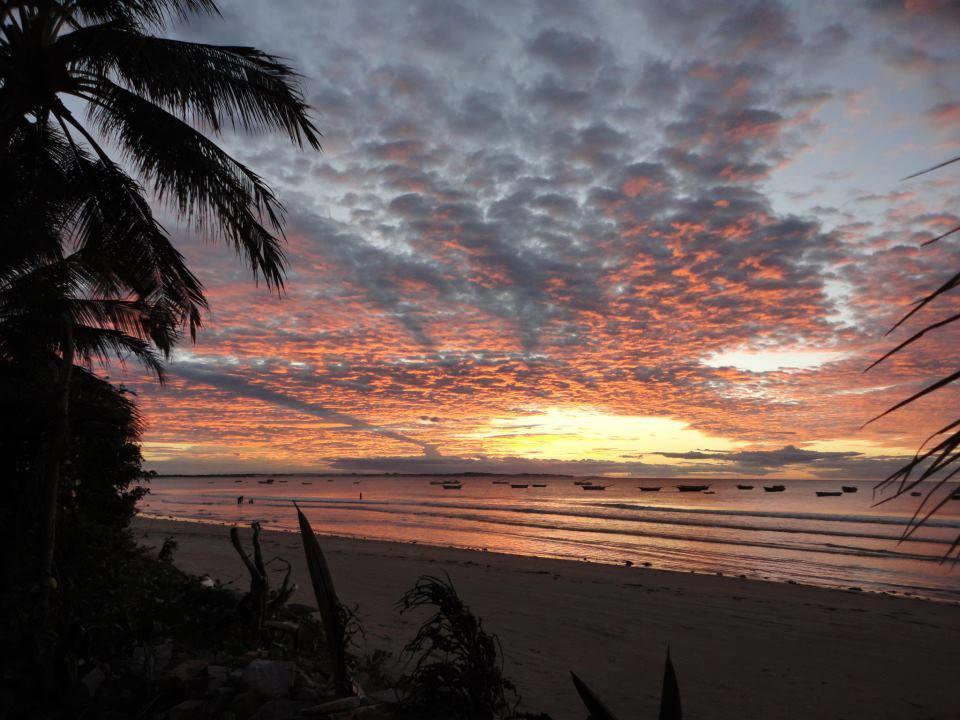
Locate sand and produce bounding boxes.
[132,516,960,719]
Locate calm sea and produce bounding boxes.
[140,475,960,602]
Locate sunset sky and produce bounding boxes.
[118,0,960,478]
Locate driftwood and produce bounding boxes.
[229,522,296,635]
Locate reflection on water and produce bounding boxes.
[139,475,960,602]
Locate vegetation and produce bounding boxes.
[571,650,681,719]
[868,156,960,560]
[395,574,522,719]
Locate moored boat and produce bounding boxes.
[639,486,661,492]
[677,484,709,492]
[511,483,529,489]
[816,491,842,497]
[532,483,547,487]
[582,484,607,491]
[841,486,857,493]
[574,480,593,486]
[764,485,786,492]
[492,480,509,485]
[442,483,463,490]
[736,484,754,490]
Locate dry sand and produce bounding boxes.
[133,516,959,719]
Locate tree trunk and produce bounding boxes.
[38,319,74,625]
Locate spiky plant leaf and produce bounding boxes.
[294,502,351,697]
[659,649,682,720]
[570,671,619,720]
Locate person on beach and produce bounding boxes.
[248,498,254,504]
[237,495,244,505]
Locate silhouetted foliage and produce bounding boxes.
[396,573,521,719]
[868,156,960,560]
[570,649,682,720]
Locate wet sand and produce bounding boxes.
[133,516,960,719]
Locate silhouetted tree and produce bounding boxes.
[0,0,320,631]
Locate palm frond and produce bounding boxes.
[63,26,321,147]
[82,80,288,288]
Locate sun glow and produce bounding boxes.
[704,347,847,373]
[468,407,741,462]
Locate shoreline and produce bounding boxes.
[133,515,960,719]
[137,511,958,605]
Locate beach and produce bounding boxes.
[134,516,960,719]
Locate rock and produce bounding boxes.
[207,665,231,694]
[81,666,107,697]
[251,698,310,719]
[230,690,263,720]
[167,699,206,720]
[242,659,296,699]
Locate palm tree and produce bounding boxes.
[1,0,320,620]
[867,155,960,561]
[1,0,321,289]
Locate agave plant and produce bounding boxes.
[571,649,681,720]
[294,503,352,697]
[866,155,960,560]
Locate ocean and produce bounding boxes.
[139,474,960,602]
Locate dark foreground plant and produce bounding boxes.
[571,649,681,720]
[866,154,960,560]
[395,573,520,720]
[229,521,294,636]
[295,503,353,697]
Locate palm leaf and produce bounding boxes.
[659,649,682,720]
[294,502,351,697]
[570,671,619,720]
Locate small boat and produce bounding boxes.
[639,486,661,492]
[841,486,857,493]
[442,483,463,490]
[327,478,335,482]
[704,491,716,494]
[532,483,547,487]
[677,485,709,492]
[910,491,922,497]
[234,479,243,483]
[511,483,529,489]
[429,480,447,485]
[574,480,593,486]
[353,481,360,485]
[736,484,754,490]
[258,478,275,485]
[764,485,786,493]
[279,480,288,483]
[816,491,842,497]
[951,490,960,501]
[301,481,312,485]
[582,484,607,491]
[492,480,510,485]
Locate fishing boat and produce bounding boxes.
[574,480,593,486]
[511,483,529,489]
[677,484,709,492]
[841,486,857,493]
[442,483,463,490]
[327,478,335,482]
[582,484,607,491]
[816,491,842,497]
[910,491,922,497]
[736,484,754,490]
[764,485,786,492]
[532,483,547,487]
[638,486,661,492]
[492,480,510,485]
[258,477,275,485]
[704,491,716,494]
